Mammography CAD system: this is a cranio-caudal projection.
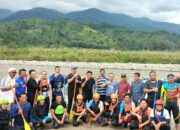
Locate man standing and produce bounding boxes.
[81,71,95,103]
[130,72,145,106]
[66,66,81,114]
[0,68,17,106]
[50,66,65,101]
[161,74,180,130]
[117,74,130,103]
[27,69,39,106]
[144,71,162,108]
[96,68,108,102]
[15,69,27,98]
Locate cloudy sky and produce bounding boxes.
[0,0,180,24]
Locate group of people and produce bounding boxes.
[0,65,179,130]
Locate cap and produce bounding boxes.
[8,68,16,73]
[71,65,77,69]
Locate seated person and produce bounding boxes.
[72,94,86,127]
[51,94,69,129]
[86,93,104,126]
[32,95,52,128]
[150,99,170,130]
[103,93,120,126]
[119,94,135,127]
[130,99,151,130]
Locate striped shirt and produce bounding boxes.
[96,76,108,95]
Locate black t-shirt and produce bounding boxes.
[145,80,162,100]
[66,73,81,94]
[51,101,66,119]
[82,78,95,99]
[72,102,86,113]
[175,79,180,83]
[33,103,49,120]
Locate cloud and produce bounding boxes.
[0,0,179,24]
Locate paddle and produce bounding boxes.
[10,85,31,130]
[69,79,77,122]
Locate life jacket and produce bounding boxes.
[122,102,132,115]
[108,102,117,112]
[0,110,9,124]
[138,107,150,123]
[154,109,166,124]
[76,103,84,113]
[90,101,100,114]
[40,80,49,95]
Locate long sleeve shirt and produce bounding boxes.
[130,80,145,103]
[11,102,32,127]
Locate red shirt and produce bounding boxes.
[117,81,130,101]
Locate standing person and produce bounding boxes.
[0,68,17,107]
[81,71,95,103]
[0,99,11,130]
[27,69,39,107]
[161,74,180,130]
[11,93,33,130]
[175,73,180,83]
[106,73,118,104]
[96,68,108,102]
[66,66,81,114]
[72,94,86,127]
[117,74,131,103]
[50,66,65,102]
[150,100,170,130]
[51,94,69,129]
[38,71,52,109]
[130,99,151,130]
[15,69,27,98]
[144,71,163,108]
[130,72,145,106]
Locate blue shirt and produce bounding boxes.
[130,80,145,104]
[106,80,118,96]
[15,77,26,97]
[11,102,32,127]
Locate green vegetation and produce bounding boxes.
[0,47,179,64]
[0,19,180,51]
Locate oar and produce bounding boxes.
[33,89,38,108]
[10,86,31,130]
[69,80,77,122]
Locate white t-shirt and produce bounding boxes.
[150,108,170,119]
[0,75,15,103]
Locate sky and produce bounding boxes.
[0,0,180,24]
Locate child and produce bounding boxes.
[0,99,11,130]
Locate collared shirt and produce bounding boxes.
[117,81,131,101]
[0,75,16,103]
[15,77,26,97]
[130,80,145,103]
[96,76,108,95]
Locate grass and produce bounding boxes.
[0,47,179,64]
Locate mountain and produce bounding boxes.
[0,7,64,23]
[0,9,13,19]
[1,8,180,34]
[0,19,179,50]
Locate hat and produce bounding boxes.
[121,73,126,78]
[76,94,83,100]
[93,93,100,99]
[0,99,9,105]
[8,68,16,73]
[71,65,77,69]
[37,95,45,102]
[155,100,163,105]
